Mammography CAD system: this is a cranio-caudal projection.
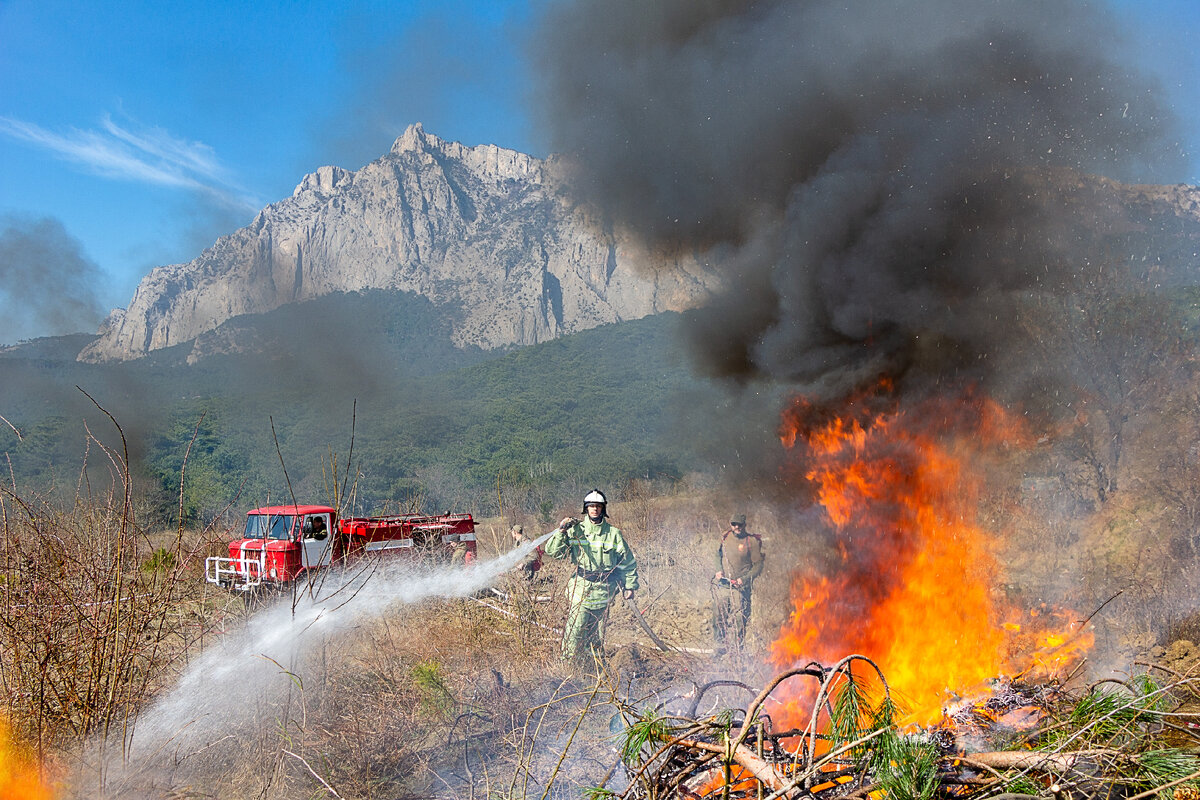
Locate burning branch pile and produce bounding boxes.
[603,658,1200,800]
[770,386,1096,727]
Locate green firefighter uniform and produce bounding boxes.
[545,517,639,664]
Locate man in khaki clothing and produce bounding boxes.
[712,513,764,652]
[510,524,544,579]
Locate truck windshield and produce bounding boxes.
[244,515,295,541]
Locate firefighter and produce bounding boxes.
[712,513,764,653]
[545,489,639,666]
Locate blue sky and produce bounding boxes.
[0,0,537,343]
[0,0,1198,344]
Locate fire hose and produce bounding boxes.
[626,595,673,653]
[485,586,675,653]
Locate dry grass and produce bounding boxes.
[161,593,581,799]
[0,445,243,794]
[2,437,1199,798]
[160,482,804,799]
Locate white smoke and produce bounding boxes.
[107,533,552,788]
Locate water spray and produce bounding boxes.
[112,532,555,784]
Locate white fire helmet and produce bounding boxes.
[582,489,608,516]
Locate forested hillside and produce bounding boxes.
[0,302,715,524]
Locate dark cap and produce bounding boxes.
[730,513,746,526]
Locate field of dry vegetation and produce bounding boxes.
[0,468,805,798]
[3,427,1200,799]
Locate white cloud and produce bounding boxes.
[0,114,262,211]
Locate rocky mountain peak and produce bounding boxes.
[390,122,432,155]
[389,121,541,182]
[77,127,719,364]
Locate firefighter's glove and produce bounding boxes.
[623,589,635,601]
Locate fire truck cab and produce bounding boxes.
[205,504,477,592]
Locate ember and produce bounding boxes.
[934,678,1062,753]
[770,385,1092,724]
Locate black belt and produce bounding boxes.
[575,567,612,582]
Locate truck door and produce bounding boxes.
[300,513,333,569]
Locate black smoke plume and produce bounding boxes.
[531,0,1185,392]
[0,215,106,345]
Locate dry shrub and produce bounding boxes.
[0,422,243,787]
[0,464,838,798]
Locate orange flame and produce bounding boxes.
[771,386,1091,725]
[690,765,760,798]
[0,715,56,800]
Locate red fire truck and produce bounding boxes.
[205,504,477,592]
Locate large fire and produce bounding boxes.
[770,385,1091,725]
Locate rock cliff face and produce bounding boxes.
[78,124,719,363]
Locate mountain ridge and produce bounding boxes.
[79,123,720,364]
